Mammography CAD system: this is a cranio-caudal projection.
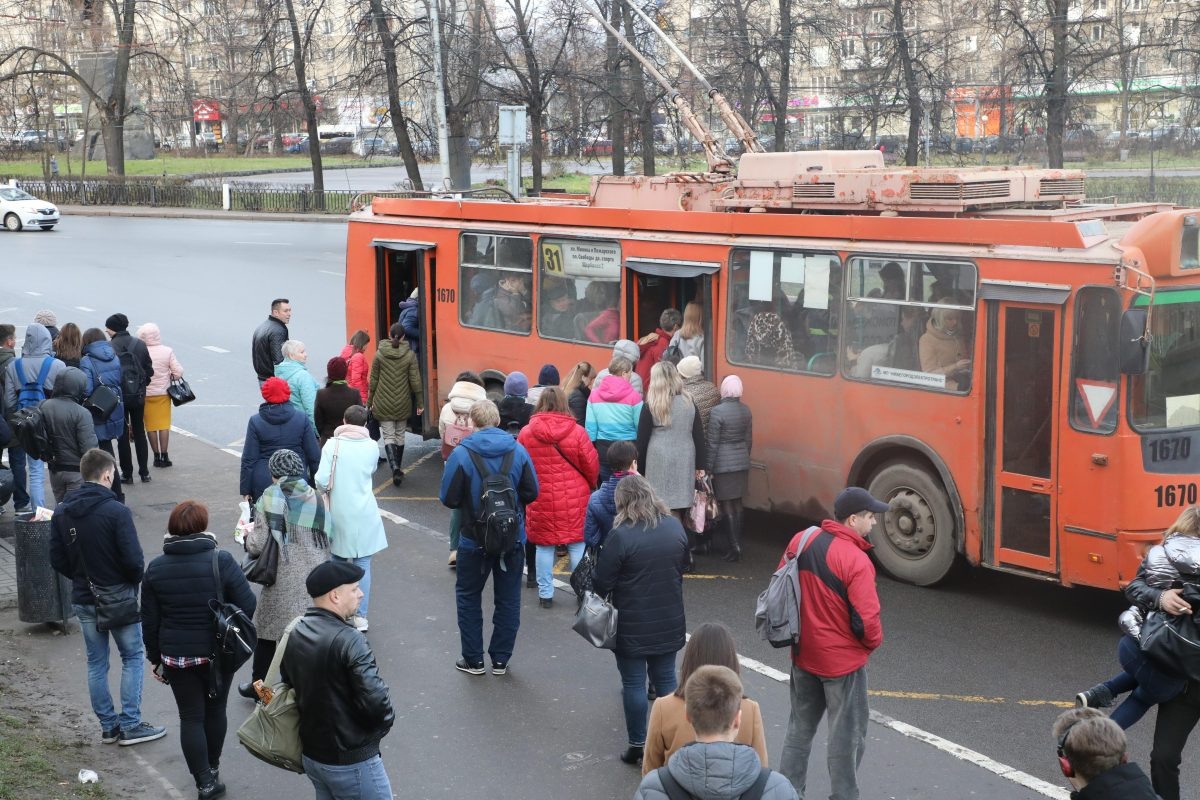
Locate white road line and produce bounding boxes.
[128,750,188,800]
[318,269,345,277]
[24,291,41,296]
[0,307,16,314]
[184,423,1064,797]
[203,345,230,353]
[232,241,292,246]
[75,305,95,312]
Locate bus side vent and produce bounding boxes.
[1039,178,1086,196]
[909,180,1013,201]
[792,182,836,199]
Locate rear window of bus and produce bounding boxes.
[459,233,534,334]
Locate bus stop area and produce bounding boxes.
[0,430,1066,799]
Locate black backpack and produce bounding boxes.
[13,405,52,463]
[116,347,144,400]
[657,765,772,800]
[467,449,521,556]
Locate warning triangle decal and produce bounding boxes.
[1076,379,1118,428]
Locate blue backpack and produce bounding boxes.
[14,358,53,409]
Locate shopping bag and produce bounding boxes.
[234,501,254,546]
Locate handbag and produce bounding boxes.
[167,377,196,407]
[209,550,257,679]
[243,525,281,586]
[572,589,618,649]
[83,361,120,420]
[237,617,305,773]
[317,439,340,510]
[689,483,709,534]
[72,527,140,631]
[441,411,472,460]
[1140,607,1200,682]
[569,547,597,601]
[366,409,382,442]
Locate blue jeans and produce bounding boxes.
[7,446,28,508]
[615,651,679,746]
[536,541,585,599]
[454,538,523,665]
[74,603,145,731]
[1106,634,1188,729]
[302,754,392,800]
[27,456,45,509]
[332,555,372,617]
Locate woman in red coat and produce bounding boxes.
[518,387,600,608]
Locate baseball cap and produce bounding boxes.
[833,487,890,520]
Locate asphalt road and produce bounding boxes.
[2,215,1191,797]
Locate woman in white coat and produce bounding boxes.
[315,404,387,632]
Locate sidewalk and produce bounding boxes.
[58,205,349,224]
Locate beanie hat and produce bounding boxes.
[261,376,291,404]
[268,448,306,479]
[612,339,639,364]
[105,313,129,332]
[504,371,529,397]
[306,560,365,598]
[720,375,744,399]
[34,310,56,326]
[677,356,702,380]
[537,364,560,386]
[326,356,348,382]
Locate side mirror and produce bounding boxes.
[1119,309,1151,375]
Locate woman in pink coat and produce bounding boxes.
[517,387,599,608]
[137,322,184,467]
[339,329,371,403]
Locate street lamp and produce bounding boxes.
[1148,117,1159,200]
[981,113,989,166]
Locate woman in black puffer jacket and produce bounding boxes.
[592,475,689,768]
[142,501,257,800]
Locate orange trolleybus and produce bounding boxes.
[343,148,1200,591]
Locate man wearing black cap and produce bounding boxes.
[280,561,395,799]
[105,314,153,483]
[777,486,885,800]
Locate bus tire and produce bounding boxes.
[866,461,957,586]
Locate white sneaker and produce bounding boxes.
[352,615,369,632]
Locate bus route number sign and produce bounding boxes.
[1155,482,1199,508]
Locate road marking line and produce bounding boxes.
[406,448,439,471]
[318,269,345,277]
[129,750,188,800]
[203,345,230,353]
[233,241,292,245]
[186,423,1066,797]
[375,495,440,501]
[75,305,95,312]
[870,689,1007,704]
[0,307,16,313]
[24,291,41,296]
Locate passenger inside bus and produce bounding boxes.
[580,281,620,344]
[920,306,972,390]
[744,302,802,370]
[852,305,925,378]
[540,278,578,340]
[469,273,531,332]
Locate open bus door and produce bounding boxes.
[624,258,719,378]
[373,239,438,438]
[985,301,1063,575]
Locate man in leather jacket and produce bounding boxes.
[281,561,395,798]
[252,299,291,384]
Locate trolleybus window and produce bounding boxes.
[1131,290,1200,430]
[1071,287,1121,434]
[726,248,841,374]
[459,232,533,334]
[537,238,622,345]
[843,257,977,392]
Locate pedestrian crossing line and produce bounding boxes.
[375,495,440,501]
[868,689,1073,708]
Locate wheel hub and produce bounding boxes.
[882,488,936,558]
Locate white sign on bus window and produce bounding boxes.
[749,250,774,301]
[542,240,621,279]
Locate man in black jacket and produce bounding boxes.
[42,368,98,502]
[49,449,166,746]
[1053,708,1158,799]
[281,561,395,798]
[105,313,153,484]
[252,298,292,384]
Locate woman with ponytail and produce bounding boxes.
[367,323,423,486]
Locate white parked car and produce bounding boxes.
[0,186,58,231]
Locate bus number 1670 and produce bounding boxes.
[1155,483,1199,508]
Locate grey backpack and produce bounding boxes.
[755,526,820,648]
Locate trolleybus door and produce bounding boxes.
[624,258,719,378]
[372,240,438,438]
[988,303,1061,574]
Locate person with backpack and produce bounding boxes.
[777,487,885,800]
[634,665,797,800]
[438,371,488,568]
[105,313,153,484]
[80,328,126,457]
[40,367,99,502]
[3,322,65,508]
[439,399,538,677]
[0,323,31,513]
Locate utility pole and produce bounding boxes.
[428,0,452,187]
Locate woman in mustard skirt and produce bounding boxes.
[138,323,184,467]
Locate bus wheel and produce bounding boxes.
[867,461,957,586]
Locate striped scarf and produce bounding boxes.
[259,477,330,550]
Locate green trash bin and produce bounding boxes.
[15,517,74,626]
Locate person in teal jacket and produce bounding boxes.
[585,357,644,483]
[314,404,387,633]
[275,340,320,428]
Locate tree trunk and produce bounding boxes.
[282,0,324,206]
[620,2,654,175]
[1045,0,1069,168]
[529,103,544,195]
[369,0,423,189]
[605,0,625,176]
[447,109,472,190]
[103,0,137,176]
[773,0,792,151]
[893,0,922,165]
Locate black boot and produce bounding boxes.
[160,451,172,467]
[196,768,226,800]
[385,444,404,487]
[723,509,743,562]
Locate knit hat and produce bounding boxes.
[504,371,529,397]
[33,310,56,326]
[677,356,702,380]
[268,448,306,479]
[261,376,291,404]
[537,364,560,386]
[104,313,129,332]
[306,560,365,598]
[612,339,639,364]
[326,356,348,382]
[720,375,743,399]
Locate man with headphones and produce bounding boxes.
[1052,708,1158,798]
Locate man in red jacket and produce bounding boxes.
[634,308,682,388]
[778,486,885,800]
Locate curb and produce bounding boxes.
[58,206,349,224]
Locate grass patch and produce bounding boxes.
[0,712,107,800]
[0,154,407,179]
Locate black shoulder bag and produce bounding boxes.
[209,550,257,691]
[72,525,140,631]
